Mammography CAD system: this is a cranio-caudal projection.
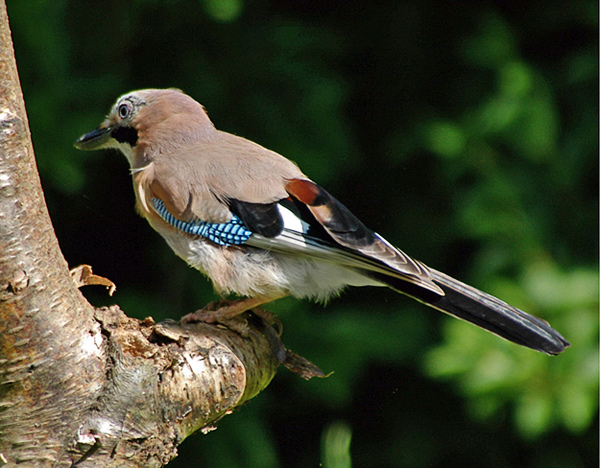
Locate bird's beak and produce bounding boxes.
[74,122,114,151]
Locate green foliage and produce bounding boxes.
[322,420,353,468]
[6,0,597,466]
[418,12,599,440]
[426,263,599,438]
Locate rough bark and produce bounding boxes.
[0,3,286,466]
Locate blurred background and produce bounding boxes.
[6,1,598,467]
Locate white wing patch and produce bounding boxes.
[277,204,310,235]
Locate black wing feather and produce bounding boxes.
[302,184,377,248]
[227,198,283,238]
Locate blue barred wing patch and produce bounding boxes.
[152,198,252,246]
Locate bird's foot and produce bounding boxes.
[249,307,283,337]
[181,297,277,325]
[181,298,283,340]
[181,299,238,324]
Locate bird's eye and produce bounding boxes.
[118,102,131,120]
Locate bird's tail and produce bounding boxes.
[382,268,570,355]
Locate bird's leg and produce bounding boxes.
[181,295,284,325]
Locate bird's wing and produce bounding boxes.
[230,177,443,295]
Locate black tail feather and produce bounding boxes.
[377,269,570,355]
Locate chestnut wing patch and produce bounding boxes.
[285,178,376,248]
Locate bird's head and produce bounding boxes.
[74,88,214,168]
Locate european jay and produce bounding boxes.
[75,89,569,355]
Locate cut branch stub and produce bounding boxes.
[69,307,282,468]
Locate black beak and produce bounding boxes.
[74,124,113,151]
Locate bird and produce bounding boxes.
[74,88,569,355]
